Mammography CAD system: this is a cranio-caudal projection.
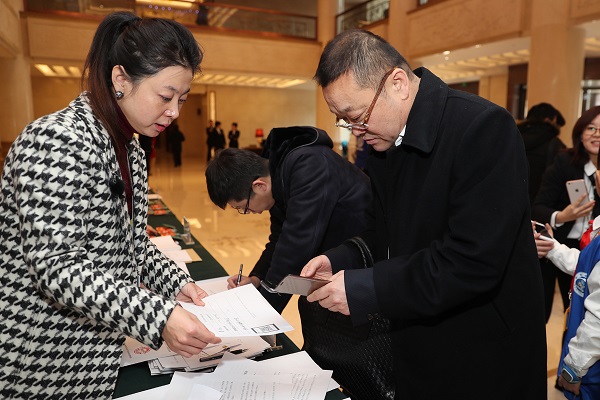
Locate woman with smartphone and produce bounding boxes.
[533,106,600,323]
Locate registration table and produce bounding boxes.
[112,200,346,399]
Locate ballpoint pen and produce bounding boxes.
[236,263,243,286]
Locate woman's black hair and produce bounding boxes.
[82,11,202,149]
[571,106,600,168]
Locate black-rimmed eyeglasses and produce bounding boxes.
[236,184,253,214]
[335,67,396,132]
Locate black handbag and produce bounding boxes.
[300,237,395,400]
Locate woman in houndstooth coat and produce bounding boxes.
[0,12,220,399]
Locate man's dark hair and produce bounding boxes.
[526,103,565,127]
[205,148,269,209]
[314,29,412,90]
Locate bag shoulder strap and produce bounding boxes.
[345,237,374,269]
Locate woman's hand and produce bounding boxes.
[175,282,208,306]
[161,305,221,357]
[556,194,595,224]
[532,221,555,258]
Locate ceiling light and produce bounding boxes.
[34,64,56,77]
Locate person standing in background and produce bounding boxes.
[204,126,387,398]
[518,102,567,323]
[168,119,185,167]
[0,12,220,399]
[206,119,216,162]
[519,103,566,205]
[138,134,155,176]
[228,122,240,148]
[533,106,600,321]
[214,120,226,153]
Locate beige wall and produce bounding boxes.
[405,0,526,58]
[169,85,316,159]
[208,85,316,150]
[29,77,316,160]
[31,77,81,121]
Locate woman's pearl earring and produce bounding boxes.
[115,91,124,100]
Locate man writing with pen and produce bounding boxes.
[205,126,374,394]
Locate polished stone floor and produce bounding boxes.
[148,151,568,399]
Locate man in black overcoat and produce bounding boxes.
[302,29,547,399]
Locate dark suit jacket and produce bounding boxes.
[325,68,547,399]
[532,151,600,244]
[249,126,371,313]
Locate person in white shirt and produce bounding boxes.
[534,215,600,397]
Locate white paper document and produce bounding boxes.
[216,351,334,400]
[195,276,229,295]
[121,337,177,367]
[166,364,293,400]
[114,385,169,400]
[179,284,293,337]
[186,384,222,400]
[161,249,193,262]
[150,235,181,250]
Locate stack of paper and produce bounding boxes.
[150,234,203,273]
[119,351,340,400]
[121,279,294,374]
[122,335,273,374]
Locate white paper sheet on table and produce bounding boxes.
[121,337,177,367]
[166,366,293,400]
[186,384,222,400]
[114,385,169,400]
[150,235,181,250]
[216,351,334,400]
[179,284,293,337]
[161,249,193,262]
[194,276,229,295]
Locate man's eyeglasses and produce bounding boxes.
[236,180,255,214]
[335,67,396,132]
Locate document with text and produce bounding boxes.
[179,284,293,337]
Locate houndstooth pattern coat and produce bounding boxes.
[0,94,194,399]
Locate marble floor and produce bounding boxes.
[148,150,568,399]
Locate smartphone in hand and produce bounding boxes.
[566,179,588,205]
[532,221,553,241]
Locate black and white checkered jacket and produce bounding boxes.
[0,94,194,399]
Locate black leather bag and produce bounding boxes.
[300,237,395,400]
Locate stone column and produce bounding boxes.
[528,0,585,146]
[315,0,340,137]
[0,0,34,149]
[386,0,410,60]
[479,73,509,108]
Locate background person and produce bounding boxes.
[534,213,600,398]
[533,106,600,321]
[167,119,185,167]
[519,102,566,324]
[228,122,240,148]
[213,120,226,153]
[206,119,215,162]
[301,29,547,399]
[205,126,388,397]
[0,12,220,399]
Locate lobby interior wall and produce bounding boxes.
[30,77,316,159]
[164,84,316,160]
[206,85,316,151]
